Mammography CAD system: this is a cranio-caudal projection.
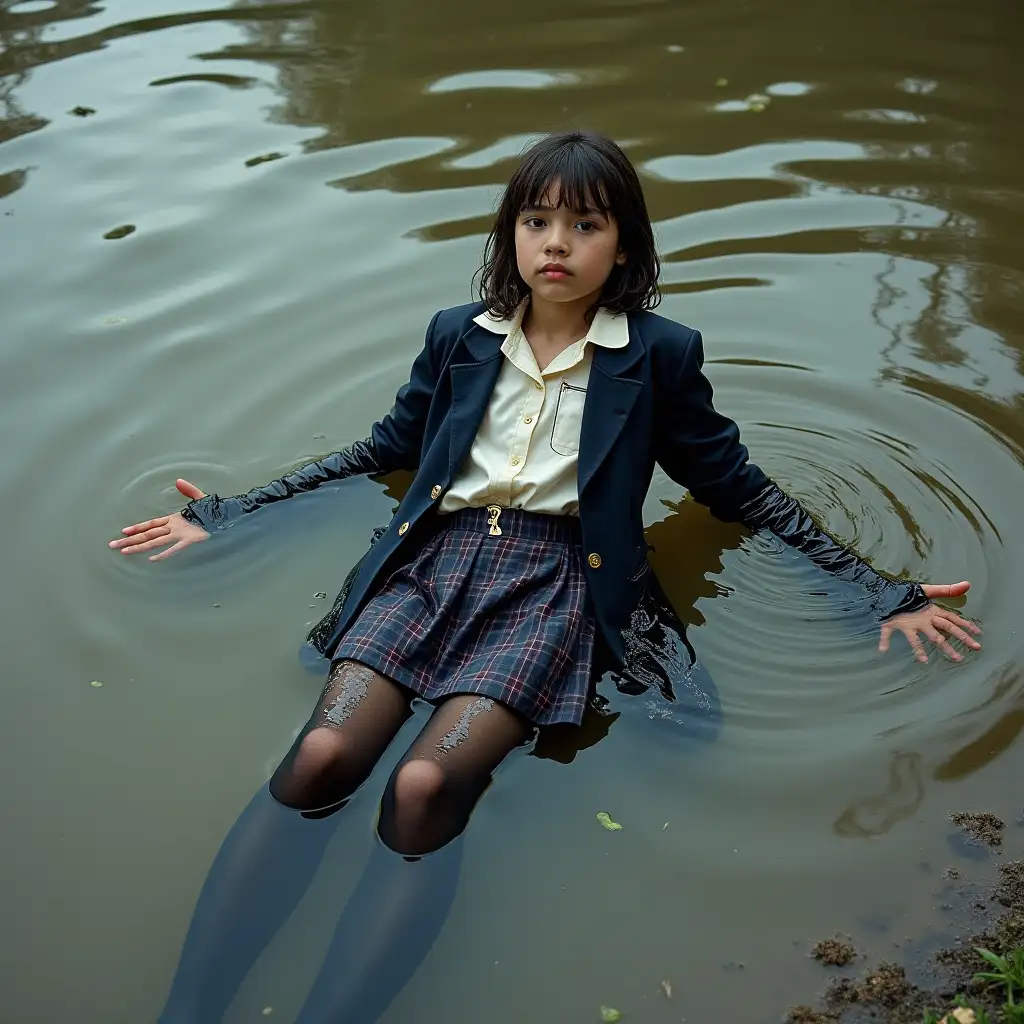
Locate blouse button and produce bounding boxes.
[524,416,533,424]
[430,485,442,500]
[510,457,520,467]
[534,382,543,391]
[588,552,602,569]
[398,521,410,536]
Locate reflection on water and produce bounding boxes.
[1,0,1023,1021]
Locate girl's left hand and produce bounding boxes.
[878,581,982,663]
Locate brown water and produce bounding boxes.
[2,1,1022,1021]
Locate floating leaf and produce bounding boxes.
[314,592,328,600]
[596,811,623,831]
[103,224,136,240]
[70,105,96,117]
[103,315,128,325]
[660,979,673,999]
[90,680,104,688]
[600,1007,622,1022]
[245,151,285,168]
[715,77,729,87]
[662,822,669,830]
[261,1008,274,1017]
[745,92,771,112]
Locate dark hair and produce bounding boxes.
[477,131,661,318]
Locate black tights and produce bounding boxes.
[159,661,531,1024]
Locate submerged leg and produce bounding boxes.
[159,662,411,1023]
[295,693,532,1024]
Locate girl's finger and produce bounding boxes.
[149,538,190,562]
[902,629,929,663]
[115,515,170,540]
[176,478,206,501]
[935,608,982,635]
[878,623,893,652]
[934,618,982,650]
[924,626,962,662]
[110,528,162,550]
[120,533,175,555]
[920,581,970,599]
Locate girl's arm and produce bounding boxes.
[111,312,443,559]
[183,308,444,534]
[179,437,383,533]
[656,329,980,660]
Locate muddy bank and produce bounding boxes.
[787,814,1023,1023]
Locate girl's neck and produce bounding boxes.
[521,292,598,344]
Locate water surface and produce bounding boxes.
[2,0,1022,1020]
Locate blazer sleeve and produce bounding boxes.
[656,328,927,621]
[180,310,444,532]
[654,328,769,518]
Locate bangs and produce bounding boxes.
[516,147,613,217]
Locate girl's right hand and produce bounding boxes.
[108,479,210,561]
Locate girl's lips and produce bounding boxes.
[540,269,570,279]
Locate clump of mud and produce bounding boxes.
[811,937,857,967]
[787,842,1024,1023]
[949,811,1005,847]
[786,1006,836,1023]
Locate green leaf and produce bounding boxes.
[600,1007,623,1022]
[975,948,1005,969]
[90,680,104,688]
[596,812,623,831]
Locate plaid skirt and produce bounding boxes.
[332,506,596,726]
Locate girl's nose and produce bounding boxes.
[545,234,569,256]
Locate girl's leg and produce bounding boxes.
[159,661,411,1024]
[295,693,532,1024]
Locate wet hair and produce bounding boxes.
[477,131,661,318]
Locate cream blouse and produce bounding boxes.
[439,304,630,517]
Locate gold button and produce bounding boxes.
[588,552,602,569]
[398,521,410,536]
[524,416,533,424]
[534,382,543,391]
[431,485,442,500]
[510,457,520,467]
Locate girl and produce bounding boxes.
[111,131,980,1023]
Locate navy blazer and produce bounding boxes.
[324,301,770,667]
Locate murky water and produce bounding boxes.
[2,0,1023,1020]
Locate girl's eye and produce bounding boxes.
[575,221,596,233]
[524,217,545,228]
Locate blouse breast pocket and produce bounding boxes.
[550,381,587,457]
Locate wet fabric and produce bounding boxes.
[180,436,382,531]
[736,482,929,620]
[333,506,597,727]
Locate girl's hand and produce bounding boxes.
[878,581,982,663]
[108,479,210,561]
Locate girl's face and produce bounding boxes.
[514,182,627,307]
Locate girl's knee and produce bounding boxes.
[269,727,358,811]
[379,759,450,855]
[391,758,446,810]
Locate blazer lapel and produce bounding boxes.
[448,325,504,480]
[579,322,644,495]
